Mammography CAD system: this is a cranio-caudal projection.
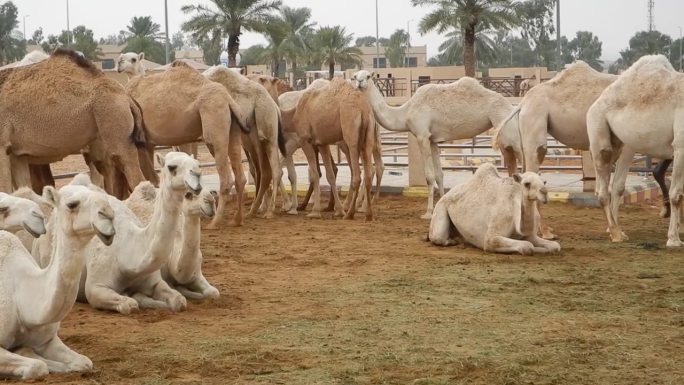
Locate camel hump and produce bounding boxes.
[171,60,193,69]
[51,48,100,76]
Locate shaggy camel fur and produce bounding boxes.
[429,163,560,255]
[62,153,200,314]
[0,183,115,380]
[281,78,375,220]
[0,49,147,196]
[126,183,219,299]
[278,80,384,214]
[121,59,248,228]
[587,55,684,246]
[203,66,285,220]
[494,61,673,219]
[352,70,517,219]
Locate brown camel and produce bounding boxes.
[247,74,293,102]
[281,78,375,220]
[0,49,147,193]
[124,61,249,228]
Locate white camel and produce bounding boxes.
[352,70,517,219]
[125,182,219,299]
[587,55,684,246]
[429,163,560,255]
[0,183,115,380]
[0,192,46,237]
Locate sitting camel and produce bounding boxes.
[281,78,376,220]
[0,183,115,380]
[352,70,517,219]
[587,55,684,246]
[125,182,219,299]
[118,57,248,228]
[0,48,147,196]
[0,192,46,237]
[429,163,560,255]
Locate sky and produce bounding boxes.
[13,0,684,61]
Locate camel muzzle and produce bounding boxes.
[185,174,202,196]
[22,219,46,238]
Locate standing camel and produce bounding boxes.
[281,78,375,220]
[587,55,684,246]
[0,49,147,194]
[120,60,249,228]
[352,70,517,219]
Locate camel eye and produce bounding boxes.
[168,165,178,174]
[0,206,8,214]
[366,75,371,80]
[131,58,137,63]
[524,182,531,189]
[67,201,80,210]
[184,192,193,200]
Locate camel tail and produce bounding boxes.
[129,97,147,149]
[492,106,521,151]
[277,114,287,156]
[228,96,250,134]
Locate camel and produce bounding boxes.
[247,74,294,102]
[494,60,673,219]
[352,70,517,219]
[519,74,539,96]
[202,65,285,220]
[0,183,115,380]
[125,183,219,299]
[0,192,46,237]
[281,78,375,220]
[0,48,147,196]
[587,55,684,246]
[429,163,560,255]
[278,79,384,214]
[67,152,201,314]
[119,58,249,228]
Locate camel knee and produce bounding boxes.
[536,145,547,165]
[599,148,613,164]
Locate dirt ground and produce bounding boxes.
[6,196,680,385]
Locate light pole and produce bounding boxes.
[556,0,561,71]
[406,19,413,67]
[164,0,170,64]
[22,15,29,41]
[375,0,380,69]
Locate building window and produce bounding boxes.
[101,59,115,70]
[404,57,418,67]
[373,57,387,69]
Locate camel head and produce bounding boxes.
[0,192,46,237]
[43,185,116,245]
[155,152,202,196]
[351,70,376,90]
[182,188,216,219]
[117,52,145,76]
[513,172,548,204]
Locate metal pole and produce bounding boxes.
[66,0,70,48]
[164,0,170,64]
[556,0,561,71]
[375,0,380,69]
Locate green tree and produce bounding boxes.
[567,31,603,71]
[172,31,186,50]
[279,6,315,77]
[355,36,376,47]
[614,30,672,72]
[239,44,267,65]
[671,37,683,71]
[182,0,281,67]
[437,27,499,67]
[518,0,557,67]
[64,26,101,60]
[0,1,26,64]
[384,29,409,68]
[29,27,43,45]
[259,19,287,76]
[412,0,519,77]
[40,34,59,54]
[122,16,165,63]
[311,26,361,79]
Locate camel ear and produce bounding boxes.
[138,52,145,62]
[156,153,165,167]
[42,186,59,206]
[512,174,522,183]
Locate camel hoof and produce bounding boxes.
[420,213,432,220]
[262,211,275,219]
[204,287,220,299]
[519,245,535,256]
[116,298,139,315]
[541,231,557,240]
[334,210,345,218]
[21,361,49,380]
[343,213,355,220]
[67,357,93,372]
[306,212,322,219]
[169,295,187,312]
[286,209,298,215]
[666,239,684,247]
[660,206,671,219]
[609,231,628,243]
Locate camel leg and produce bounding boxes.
[0,348,49,380]
[150,280,187,312]
[85,283,140,315]
[320,146,345,217]
[502,147,519,176]
[301,142,322,218]
[138,146,159,187]
[524,234,561,254]
[226,127,246,227]
[265,139,283,219]
[430,142,444,197]
[31,336,92,373]
[360,146,374,221]
[484,235,535,255]
[131,293,169,309]
[654,159,672,218]
[250,142,273,218]
[344,144,362,220]
[608,148,635,239]
[13,347,68,373]
[371,137,384,204]
[27,164,53,194]
[82,153,105,188]
[666,147,684,247]
[11,157,31,190]
[418,137,437,219]
[201,110,236,229]
[0,147,12,192]
[283,154,298,214]
[428,196,459,246]
[181,276,220,300]
[173,143,199,158]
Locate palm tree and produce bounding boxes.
[438,28,500,67]
[411,0,519,77]
[182,0,281,67]
[384,29,410,68]
[123,16,164,63]
[311,26,362,80]
[279,6,315,77]
[259,19,288,76]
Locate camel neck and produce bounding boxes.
[171,213,202,284]
[365,83,409,133]
[141,182,183,274]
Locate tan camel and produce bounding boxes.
[281,78,375,220]
[587,55,684,246]
[203,66,285,220]
[0,48,147,195]
[429,163,560,255]
[247,74,294,102]
[519,75,539,96]
[120,59,249,228]
[352,70,517,219]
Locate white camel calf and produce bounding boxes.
[429,163,560,255]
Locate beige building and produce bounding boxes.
[358,45,428,69]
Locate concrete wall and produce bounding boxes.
[358,45,428,68]
[488,66,556,79]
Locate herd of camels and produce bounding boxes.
[0,46,681,378]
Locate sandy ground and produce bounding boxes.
[10,196,681,385]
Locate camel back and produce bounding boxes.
[527,61,616,107]
[51,48,102,77]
